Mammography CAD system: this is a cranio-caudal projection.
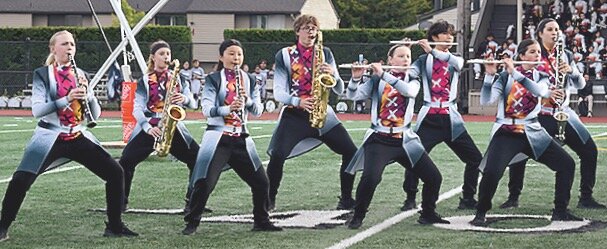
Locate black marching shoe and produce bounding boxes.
[336,197,356,210]
[457,197,477,210]
[346,215,364,229]
[400,199,417,211]
[551,209,583,221]
[182,221,200,235]
[499,198,519,209]
[469,212,486,226]
[252,221,283,232]
[0,227,8,242]
[103,222,139,237]
[417,210,450,225]
[577,197,607,209]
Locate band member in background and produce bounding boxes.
[182,39,281,235]
[402,20,483,211]
[500,18,604,210]
[180,60,193,95]
[0,30,137,241]
[266,14,358,211]
[119,40,199,212]
[191,59,205,106]
[345,44,448,229]
[471,39,582,225]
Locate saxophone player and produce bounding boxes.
[500,18,605,210]
[266,14,358,211]
[119,40,200,212]
[0,30,137,241]
[183,39,281,235]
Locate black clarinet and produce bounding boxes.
[68,54,97,128]
[233,65,245,122]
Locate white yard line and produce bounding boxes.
[0,165,84,184]
[327,185,463,249]
[593,132,607,138]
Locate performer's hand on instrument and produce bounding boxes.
[147,127,162,138]
[558,60,572,74]
[77,75,89,88]
[503,58,515,74]
[230,98,243,111]
[401,37,413,48]
[551,89,565,101]
[170,93,186,104]
[483,60,498,75]
[369,63,384,76]
[351,62,365,79]
[299,97,315,112]
[67,87,87,101]
[320,63,334,75]
[418,39,433,54]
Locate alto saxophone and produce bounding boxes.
[154,59,186,157]
[552,34,569,143]
[309,31,337,129]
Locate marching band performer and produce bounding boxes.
[119,40,199,212]
[182,39,281,235]
[471,39,582,225]
[345,44,449,229]
[0,30,137,241]
[402,20,483,211]
[266,14,358,210]
[500,18,605,210]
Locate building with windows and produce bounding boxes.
[0,0,340,68]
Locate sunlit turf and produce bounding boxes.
[0,117,605,248]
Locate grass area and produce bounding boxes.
[0,117,605,248]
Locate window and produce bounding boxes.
[47,15,83,26]
[155,15,187,26]
[250,15,269,29]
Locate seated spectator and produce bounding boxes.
[578,74,594,117]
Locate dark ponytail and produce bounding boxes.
[217,39,242,71]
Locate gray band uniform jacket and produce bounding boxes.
[130,71,196,146]
[409,49,465,141]
[541,49,590,144]
[190,70,263,185]
[266,45,345,158]
[479,69,553,171]
[344,72,426,174]
[18,66,102,174]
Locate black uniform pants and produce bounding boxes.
[506,114,598,199]
[477,129,575,212]
[354,133,442,218]
[0,135,125,229]
[184,135,270,224]
[119,129,199,206]
[403,114,482,200]
[266,108,357,203]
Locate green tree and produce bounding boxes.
[334,0,432,28]
[112,0,145,27]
